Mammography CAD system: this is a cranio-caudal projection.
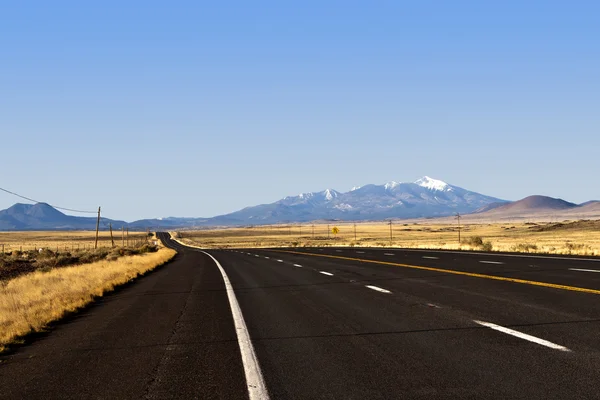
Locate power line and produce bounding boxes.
[0,186,98,214]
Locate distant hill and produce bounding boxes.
[127,217,211,229]
[486,195,577,214]
[472,202,509,214]
[0,203,126,231]
[577,201,600,209]
[460,196,600,222]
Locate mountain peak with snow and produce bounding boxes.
[414,176,451,192]
[323,189,338,201]
[384,181,401,190]
[298,192,314,199]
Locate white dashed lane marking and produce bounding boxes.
[319,271,334,276]
[365,285,392,294]
[569,268,600,273]
[422,256,439,260]
[479,261,504,265]
[293,264,303,268]
[473,320,570,352]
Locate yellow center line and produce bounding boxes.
[272,250,600,296]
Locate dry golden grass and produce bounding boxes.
[0,230,152,253]
[177,220,600,256]
[0,247,176,352]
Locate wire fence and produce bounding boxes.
[0,232,154,255]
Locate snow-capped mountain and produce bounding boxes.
[0,177,508,230]
[415,176,451,191]
[210,176,507,224]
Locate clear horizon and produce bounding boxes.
[1,175,596,222]
[2,2,598,221]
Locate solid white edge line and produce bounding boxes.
[473,320,570,352]
[569,268,600,273]
[200,251,271,399]
[365,285,392,294]
[319,271,334,276]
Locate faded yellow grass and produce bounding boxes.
[177,220,600,256]
[0,230,152,253]
[0,247,176,352]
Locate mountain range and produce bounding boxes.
[0,203,127,231]
[210,176,506,224]
[0,177,597,230]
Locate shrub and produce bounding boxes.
[461,236,493,251]
[511,243,538,252]
[481,241,493,252]
[463,236,484,247]
[564,242,591,254]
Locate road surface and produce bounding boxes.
[2,233,600,399]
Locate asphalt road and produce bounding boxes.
[3,234,600,399]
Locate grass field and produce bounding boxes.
[0,230,152,253]
[0,230,177,352]
[0,246,176,352]
[176,219,600,256]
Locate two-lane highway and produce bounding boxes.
[3,235,600,399]
[209,245,600,399]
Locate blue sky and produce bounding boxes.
[1,1,598,221]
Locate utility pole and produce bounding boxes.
[122,226,125,247]
[109,223,115,248]
[354,223,357,241]
[126,228,129,247]
[312,224,315,239]
[388,220,393,246]
[327,224,330,239]
[456,213,461,244]
[94,206,101,249]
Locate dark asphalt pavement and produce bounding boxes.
[0,233,247,399]
[3,234,600,399]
